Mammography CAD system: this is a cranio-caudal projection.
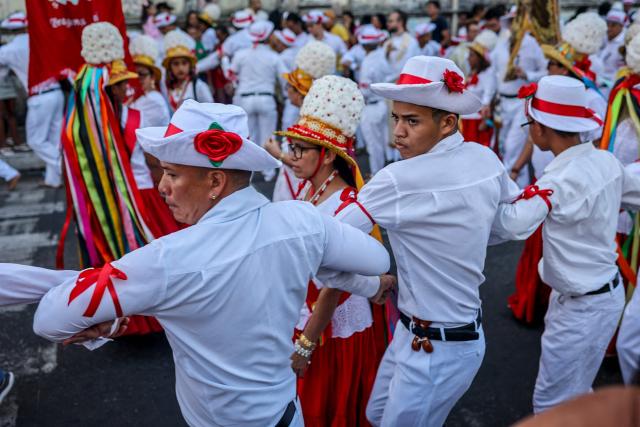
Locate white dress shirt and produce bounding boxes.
[491,33,547,96]
[493,143,640,295]
[130,90,171,127]
[201,27,218,52]
[336,132,521,325]
[383,32,422,80]
[221,29,252,58]
[358,48,394,104]
[598,31,625,87]
[27,187,389,427]
[231,44,288,95]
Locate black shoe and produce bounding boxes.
[0,371,15,404]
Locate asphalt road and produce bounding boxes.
[0,162,623,427]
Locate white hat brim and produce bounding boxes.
[370,82,482,115]
[137,126,281,171]
[527,99,600,133]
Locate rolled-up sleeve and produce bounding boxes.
[0,264,79,307]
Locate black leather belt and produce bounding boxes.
[240,92,274,97]
[275,400,296,427]
[400,311,481,342]
[582,275,620,297]
[30,87,60,98]
[499,93,519,99]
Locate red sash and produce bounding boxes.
[123,108,141,156]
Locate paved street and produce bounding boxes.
[0,155,623,427]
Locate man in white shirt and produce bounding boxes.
[230,21,287,181]
[303,10,347,58]
[335,56,534,427]
[1,101,391,427]
[357,26,394,176]
[383,10,421,80]
[0,12,65,188]
[284,12,309,48]
[488,6,547,186]
[492,75,640,413]
[598,9,627,88]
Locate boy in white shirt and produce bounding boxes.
[492,75,640,413]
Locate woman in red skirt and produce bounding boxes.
[460,30,498,148]
[272,75,391,426]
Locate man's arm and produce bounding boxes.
[0,264,79,306]
[33,241,168,342]
[196,50,220,74]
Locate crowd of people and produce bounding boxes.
[1,0,640,426]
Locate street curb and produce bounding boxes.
[1,152,45,171]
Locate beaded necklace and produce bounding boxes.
[305,170,339,206]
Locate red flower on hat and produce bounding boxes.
[517,83,538,99]
[194,123,243,167]
[442,69,465,93]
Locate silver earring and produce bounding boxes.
[211,195,217,201]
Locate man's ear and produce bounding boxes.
[208,169,228,195]
[441,112,458,135]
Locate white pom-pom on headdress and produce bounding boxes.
[563,12,607,55]
[300,75,364,138]
[626,22,640,46]
[81,22,125,65]
[130,34,159,60]
[295,41,336,79]
[626,32,640,74]
[474,29,499,52]
[201,4,221,22]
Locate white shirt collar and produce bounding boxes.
[428,131,465,155]
[543,142,594,174]
[198,186,269,225]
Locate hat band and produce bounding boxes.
[531,97,603,126]
[233,16,253,24]
[288,116,353,149]
[397,73,433,85]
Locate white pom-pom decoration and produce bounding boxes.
[81,22,125,65]
[129,34,159,60]
[295,41,336,79]
[300,76,364,138]
[122,0,143,18]
[474,29,498,52]
[201,4,221,21]
[563,12,607,55]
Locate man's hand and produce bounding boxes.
[264,138,282,160]
[514,66,527,80]
[479,105,492,119]
[370,274,397,305]
[62,317,130,346]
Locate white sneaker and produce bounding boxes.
[0,147,15,157]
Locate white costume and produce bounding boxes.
[357,26,394,175]
[341,43,366,79]
[7,101,390,427]
[491,33,546,185]
[492,76,640,413]
[0,32,64,187]
[337,57,524,426]
[302,10,347,57]
[231,22,286,183]
[598,11,627,88]
[130,91,171,127]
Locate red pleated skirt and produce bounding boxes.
[296,321,386,427]
[507,225,551,324]
[461,118,493,147]
[121,189,181,336]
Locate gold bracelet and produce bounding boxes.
[299,334,316,349]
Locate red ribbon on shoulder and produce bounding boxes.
[68,263,128,318]
[334,187,376,226]
[513,184,554,211]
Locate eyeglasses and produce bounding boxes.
[520,119,534,128]
[288,143,321,160]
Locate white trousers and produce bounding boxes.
[237,94,277,180]
[361,101,388,176]
[366,320,485,427]
[533,283,625,413]
[0,158,19,182]
[499,97,530,187]
[617,285,640,385]
[26,90,65,187]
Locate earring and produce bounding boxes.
[211,194,217,201]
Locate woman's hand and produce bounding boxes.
[290,351,311,378]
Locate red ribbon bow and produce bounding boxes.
[334,188,376,226]
[574,56,596,81]
[68,264,128,318]
[514,184,554,211]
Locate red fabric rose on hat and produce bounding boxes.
[194,123,243,167]
[518,83,538,99]
[442,69,465,93]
